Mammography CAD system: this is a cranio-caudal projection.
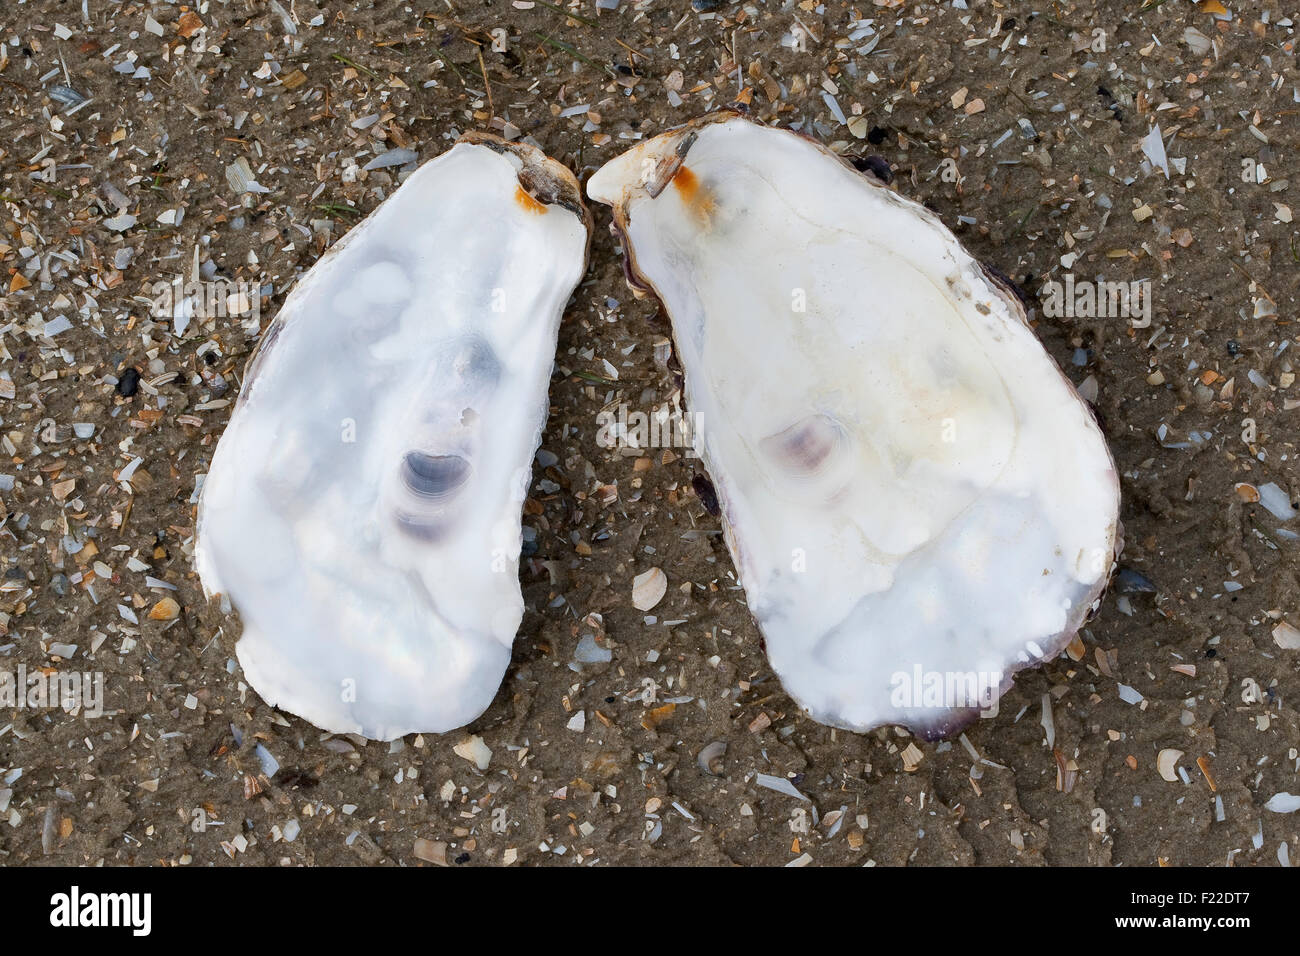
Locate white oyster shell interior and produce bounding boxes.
[197,138,588,740]
[589,116,1120,737]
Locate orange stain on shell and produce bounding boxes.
[672,164,715,224]
[514,185,546,215]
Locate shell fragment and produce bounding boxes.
[632,567,668,611]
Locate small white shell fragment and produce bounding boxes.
[755,773,810,801]
[823,806,847,838]
[1265,792,1300,814]
[364,147,420,171]
[631,567,668,611]
[588,114,1121,738]
[1140,124,1169,178]
[254,744,279,778]
[225,157,270,195]
[103,213,137,231]
[196,133,590,740]
[1183,26,1213,56]
[574,633,612,664]
[452,735,492,770]
[1257,482,1298,521]
[1156,748,1183,782]
[43,317,73,337]
[1273,621,1300,650]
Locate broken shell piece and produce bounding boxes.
[632,567,668,611]
[1266,793,1300,813]
[148,597,180,621]
[196,133,590,740]
[588,114,1121,739]
[697,740,727,776]
[1257,482,1298,521]
[1273,621,1300,651]
[453,735,492,771]
[1157,749,1184,782]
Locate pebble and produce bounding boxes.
[116,367,141,397]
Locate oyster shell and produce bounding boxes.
[196,134,590,740]
[588,114,1120,738]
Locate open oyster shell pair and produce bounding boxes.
[196,114,1120,742]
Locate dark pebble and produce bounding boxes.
[1115,567,1157,594]
[692,474,720,516]
[866,126,888,145]
[117,367,141,397]
[1226,339,1240,357]
[853,155,894,184]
